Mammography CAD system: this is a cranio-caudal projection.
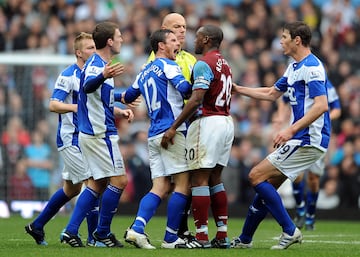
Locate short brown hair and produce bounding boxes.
[92,21,119,49]
[283,21,312,47]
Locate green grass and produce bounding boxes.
[1,215,359,257]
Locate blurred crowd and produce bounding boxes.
[0,0,359,210]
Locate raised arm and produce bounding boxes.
[84,62,125,93]
[232,83,283,101]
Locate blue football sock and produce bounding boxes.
[86,197,99,241]
[306,191,318,224]
[66,187,99,235]
[178,195,191,235]
[132,192,161,234]
[33,188,70,229]
[292,179,305,215]
[239,194,267,243]
[96,184,123,237]
[164,192,188,243]
[255,181,295,235]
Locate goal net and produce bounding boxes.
[0,53,75,205]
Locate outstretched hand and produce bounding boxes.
[161,128,177,149]
[104,62,125,78]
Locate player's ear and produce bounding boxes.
[75,49,81,58]
[294,35,301,45]
[203,35,210,44]
[107,38,113,47]
[158,41,165,50]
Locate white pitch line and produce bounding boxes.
[302,234,360,238]
[302,240,360,245]
[270,236,360,245]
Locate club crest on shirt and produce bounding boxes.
[57,77,67,88]
[88,66,100,76]
[310,71,321,80]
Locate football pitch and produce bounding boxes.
[1,215,359,257]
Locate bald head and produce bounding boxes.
[162,13,185,27]
[161,13,186,46]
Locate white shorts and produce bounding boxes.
[148,132,188,179]
[79,133,126,180]
[60,145,90,184]
[308,155,325,176]
[186,115,234,170]
[267,139,326,182]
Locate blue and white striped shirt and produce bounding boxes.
[326,80,341,110]
[124,58,191,138]
[276,53,331,151]
[78,53,117,137]
[50,64,80,150]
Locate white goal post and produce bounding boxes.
[0,53,75,66]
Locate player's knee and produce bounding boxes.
[150,189,168,199]
[308,173,319,182]
[173,184,190,196]
[248,169,261,187]
[120,176,128,188]
[111,175,128,189]
[63,183,82,198]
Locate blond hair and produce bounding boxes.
[73,32,93,52]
